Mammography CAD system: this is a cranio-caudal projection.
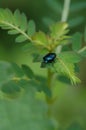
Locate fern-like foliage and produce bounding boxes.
[0,8,35,43]
[0,8,83,85]
[0,8,69,50]
[54,51,81,84]
[56,61,80,85]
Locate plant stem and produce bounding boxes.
[46,68,54,116]
[78,46,86,53]
[46,0,71,116]
[47,69,53,89]
[46,68,53,103]
[56,0,71,54]
[61,0,71,22]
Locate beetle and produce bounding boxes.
[41,52,56,67]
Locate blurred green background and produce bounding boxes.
[0,0,86,130]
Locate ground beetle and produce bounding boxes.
[41,52,56,67]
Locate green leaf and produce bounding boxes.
[50,22,68,40]
[0,61,51,98]
[0,61,26,88]
[32,53,42,62]
[0,8,13,23]
[28,77,52,97]
[8,29,20,34]
[19,13,27,31]
[27,20,36,36]
[0,8,32,43]
[35,76,52,97]
[55,58,81,84]
[58,51,82,63]
[33,31,48,46]
[27,79,42,91]
[14,9,28,32]
[1,80,21,94]
[72,32,82,51]
[22,42,45,56]
[22,42,34,52]
[15,35,28,42]
[5,8,14,23]
[14,9,21,26]
[20,13,27,31]
[57,75,71,84]
[11,62,24,77]
[17,79,30,89]
[22,64,34,79]
[0,25,12,29]
[0,8,5,19]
